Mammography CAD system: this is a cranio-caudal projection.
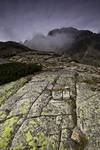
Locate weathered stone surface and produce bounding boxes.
[0,54,100,150]
[76,73,100,150]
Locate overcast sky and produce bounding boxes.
[0,0,100,41]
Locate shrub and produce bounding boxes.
[0,62,42,85]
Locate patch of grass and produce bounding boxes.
[0,62,42,85]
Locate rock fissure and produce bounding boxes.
[7,83,50,150]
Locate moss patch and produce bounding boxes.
[0,116,19,149]
[25,132,57,150]
[0,77,31,106]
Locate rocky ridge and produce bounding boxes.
[24,27,100,67]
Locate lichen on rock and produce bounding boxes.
[0,55,100,150]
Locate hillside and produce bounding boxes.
[0,41,32,58]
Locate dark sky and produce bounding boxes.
[0,0,100,41]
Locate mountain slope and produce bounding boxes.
[24,27,100,67]
[0,41,32,58]
[48,27,100,66]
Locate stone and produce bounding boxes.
[0,53,100,150]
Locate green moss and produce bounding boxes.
[0,111,7,120]
[25,131,34,149]
[19,101,31,114]
[36,133,57,150]
[0,82,15,106]
[0,77,30,107]
[25,132,57,150]
[12,145,23,150]
[23,119,57,149]
[0,117,18,148]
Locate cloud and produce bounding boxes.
[0,0,100,41]
[24,32,75,52]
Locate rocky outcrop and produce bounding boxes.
[0,50,99,150]
[0,56,100,150]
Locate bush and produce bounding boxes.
[0,62,42,85]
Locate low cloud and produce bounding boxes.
[24,32,75,53]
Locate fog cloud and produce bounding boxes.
[24,32,75,52]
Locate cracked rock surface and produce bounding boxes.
[0,53,100,150]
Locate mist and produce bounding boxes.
[24,32,75,52]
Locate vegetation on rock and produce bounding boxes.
[0,62,42,85]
